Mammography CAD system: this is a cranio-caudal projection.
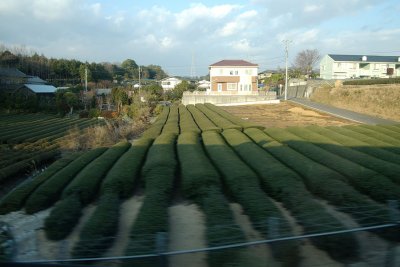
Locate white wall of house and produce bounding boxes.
[320,55,400,80]
[161,77,182,90]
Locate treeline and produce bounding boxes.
[0,46,167,86]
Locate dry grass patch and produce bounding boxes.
[311,84,400,121]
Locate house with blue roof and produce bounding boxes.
[320,54,400,80]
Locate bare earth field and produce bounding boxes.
[221,101,357,128]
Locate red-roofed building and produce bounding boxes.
[209,60,258,94]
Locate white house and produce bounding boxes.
[209,60,258,94]
[197,80,210,90]
[320,54,400,80]
[160,77,182,91]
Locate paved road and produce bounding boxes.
[289,98,398,125]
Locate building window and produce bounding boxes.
[227,83,237,90]
[245,69,252,75]
[230,70,234,75]
[235,70,238,75]
[217,83,222,92]
[336,63,341,68]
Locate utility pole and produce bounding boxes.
[138,65,141,95]
[283,40,292,101]
[84,66,88,110]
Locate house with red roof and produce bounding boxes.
[209,59,258,94]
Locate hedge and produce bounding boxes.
[186,105,221,132]
[343,77,400,85]
[100,138,153,198]
[304,125,400,167]
[44,142,130,240]
[326,126,400,155]
[379,124,400,135]
[0,152,81,214]
[244,128,398,241]
[356,125,400,143]
[343,125,400,147]
[123,133,177,267]
[44,194,82,240]
[161,105,179,135]
[71,192,120,258]
[202,131,299,267]
[264,127,400,203]
[178,105,201,134]
[141,106,169,139]
[0,149,59,184]
[286,126,400,184]
[177,132,221,198]
[196,104,242,131]
[62,142,131,204]
[204,103,264,130]
[222,129,359,261]
[24,147,108,214]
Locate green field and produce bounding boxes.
[0,113,101,184]
[1,104,400,266]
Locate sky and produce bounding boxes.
[1,0,400,76]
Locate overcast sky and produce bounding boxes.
[1,0,399,76]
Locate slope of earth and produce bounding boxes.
[221,102,357,128]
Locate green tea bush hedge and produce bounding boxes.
[202,131,299,267]
[223,129,359,261]
[0,152,81,214]
[306,126,400,165]
[24,147,107,214]
[161,105,179,135]
[141,106,169,139]
[344,125,400,146]
[178,105,201,133]
[196,104,242,131]
[186,105,221,132]
[287,126,400,184]
[265,127,400,203]
[204,103,264,130]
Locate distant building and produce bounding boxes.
[197,80,210,90]
[0,67,57,96]
[320,54,400,79]
[209,60,258,94]
[160,77,182,91]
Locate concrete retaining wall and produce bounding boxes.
[182,92,277,105]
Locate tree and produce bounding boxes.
[64,92,78,114]
[121,59,138,79]
[294,49,320,76]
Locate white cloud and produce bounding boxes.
[91,3,102,16]
[230,39,251,52]
[32,0,78,21]
[304,5,321,13]
[218,10,257,37]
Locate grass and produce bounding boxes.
[310,84,400,121]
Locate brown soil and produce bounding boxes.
[221,101,358,128]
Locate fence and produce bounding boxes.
[11,201,400,267]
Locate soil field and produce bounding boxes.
[221,101,358,128]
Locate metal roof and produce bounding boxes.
[24,84,57,93]
[328,54,400,63]
[0,67,27,77]
[210,59,258,67]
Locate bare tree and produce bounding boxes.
[294,49,320,76]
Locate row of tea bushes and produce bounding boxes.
[222,129,359,262]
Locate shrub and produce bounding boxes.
[196,104,242,131]
[141,106,169,139]
[177,132,221,198]
[161,105,179,135]
[100,138,153,198]
[44,194,82,240]
[0,152,81,214]
[178,104,200,133]
[186,105,221,132]
[62,141,131,204]
[202,131,299,266]
[343,77,400,85]
[286,126,400,184]
[222,129,359,261]
[244,128,397,241]
[24,147,108,214]
[72,193,120,258]
[264,127,400,203]
[204,103,264,130]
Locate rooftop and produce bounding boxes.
[210,59,258,67]
[328,54,400,63]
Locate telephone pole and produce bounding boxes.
[283,40,292,101]
[84,66,88,110]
